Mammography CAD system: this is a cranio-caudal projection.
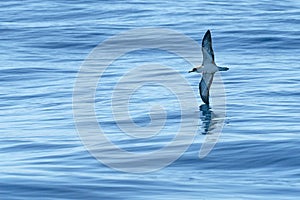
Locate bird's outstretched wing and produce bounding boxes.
[199,72,214,104]
[202,30,215,65]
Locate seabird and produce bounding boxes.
[189,30,229,105]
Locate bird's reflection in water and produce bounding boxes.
[199,104,212,134]
[198,104,225,158]
[200,104,222,135]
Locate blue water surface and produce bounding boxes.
[1,0,300,199]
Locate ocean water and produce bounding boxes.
[1,0,300,199]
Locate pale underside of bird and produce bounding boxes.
[189,30,228,105]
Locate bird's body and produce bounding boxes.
[189,30,228,105]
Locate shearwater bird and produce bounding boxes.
[189,30,228,105]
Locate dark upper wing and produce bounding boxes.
[199,72,214,105]
[202,30,215,64]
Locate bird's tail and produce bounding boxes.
[217,66,229,71]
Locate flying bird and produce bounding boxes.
[189,30,228,105]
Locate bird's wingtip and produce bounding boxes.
[205,29,211,35]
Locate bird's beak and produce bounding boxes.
[188,70,192,73]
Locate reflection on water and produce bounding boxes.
[199,104,225,158]
[200,104,212,135]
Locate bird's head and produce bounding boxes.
[188,66,203,73]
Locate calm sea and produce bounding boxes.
[1,0,300,199]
